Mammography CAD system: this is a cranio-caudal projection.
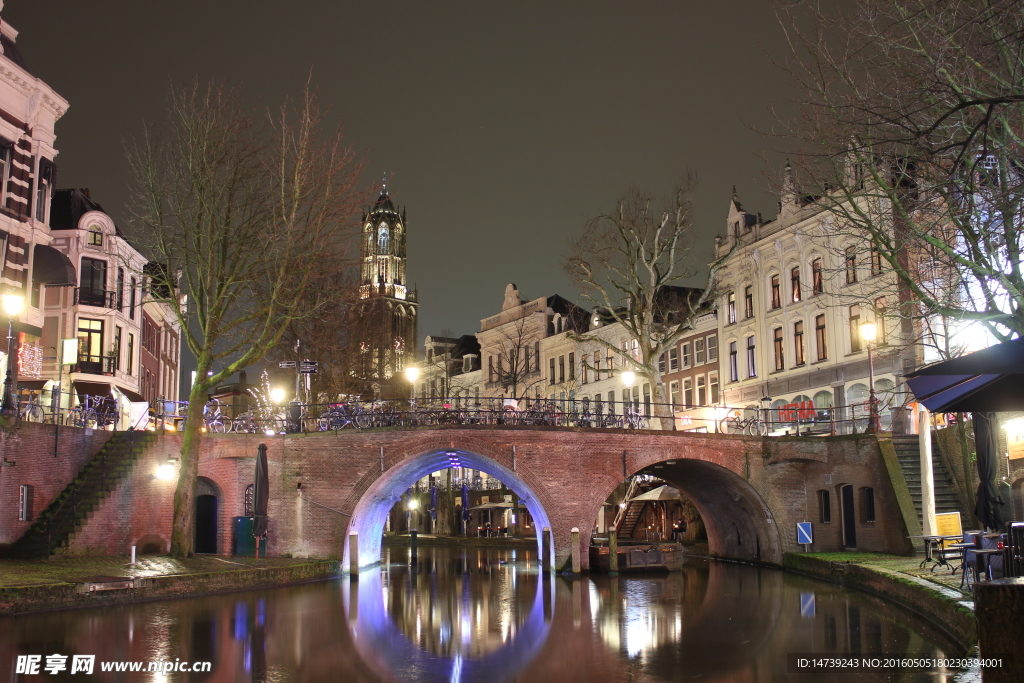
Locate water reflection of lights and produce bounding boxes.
[344,549,552,681]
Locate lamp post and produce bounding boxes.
[268,388,285,435]
[404,365,420,400]
[2,293,24,415]
[859,320,879,433]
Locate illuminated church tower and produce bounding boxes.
[354,180,418,396]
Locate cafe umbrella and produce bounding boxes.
[253,443,269,558]
[904,340,1022,530]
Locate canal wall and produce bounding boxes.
[783,553,977,649]
[0,560,341,616]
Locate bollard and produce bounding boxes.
[410,529,418,562]
[571,527,581,574]
[609,527,619,575]
[130,545,136,564]
[542,528,551,574]
[349,533,359,580]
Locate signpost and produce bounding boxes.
[796,521,813,552]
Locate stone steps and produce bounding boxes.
[7,430,154,559]
[892,435,963,525]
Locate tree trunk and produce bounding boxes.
[651,376,673,431]
[170,383,208,557]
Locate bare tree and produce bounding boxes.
[128,81,363,556]
[487,315,548,402]
[776,0,1024,342]
[564,184,730,427]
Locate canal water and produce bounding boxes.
[1,548,970,682]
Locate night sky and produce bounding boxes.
[6,0,797,340]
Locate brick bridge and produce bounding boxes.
[3,424,914,570]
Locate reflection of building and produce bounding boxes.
[353,184,418,398]
[0,9,73,401]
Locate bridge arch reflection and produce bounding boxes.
[344,553,553,682]
[345,448,555,569]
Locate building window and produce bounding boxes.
[697,374,707,406]
[770,274,781,309]
[593,351,602,379]
[568,352,575,381]
[113,326,122,371]
[746,335,757,378]
[874,296,889,346]
[706,335,718,362]
[727,291,736,324]
[791,266,801,302]
[744,285,753,319]
[695,338,705,365]
[559,355,565,383]
[815,314,827,361]
[669,380,680,406]
[682,342,691,368]
[18,484,33,522]
[35,160,53,223]
[773,327,784,372]
[668,347,678,372]
[127,333,134,376]
[818,490,832,524]
[811,258,823,294]
[794,321,805,367]
[129,277,137,320]
[77,318,104,366]
[659,352,667,374]
[489,356,495,383]
[850,304,862,353]
[549,358,556,385]
[683,378,693,407]
[0,140,10,207]
[845,246,857,284]
[116,267,125,311]
[870,245,883,276]
[709,371,720,404]
[861,487,876,523]
[79,257,107,306]
[88,228,103,246]
[534,342,541,371]
[729,341,738,382]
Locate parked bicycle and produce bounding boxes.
[203,399,228,433]
[65,395,117,429]
[717,409,768,436]
[19,393,46,423]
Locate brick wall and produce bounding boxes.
[0,422,113,549]
[3,425,914,567]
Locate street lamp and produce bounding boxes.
[621,370,635,414]
[2,293,24,415]
[859,320,880,433]
[404,365,420,402]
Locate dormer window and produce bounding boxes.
[88,227,103,246]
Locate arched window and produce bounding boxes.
[244,484,254,516]
[377,223,390,253]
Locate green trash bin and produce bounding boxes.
[234,516,256,556]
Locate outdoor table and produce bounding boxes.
[912,535,947,568]
[974,548,1003,582]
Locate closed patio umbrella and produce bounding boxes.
[973,413,1007,530]
[253,443,269,557]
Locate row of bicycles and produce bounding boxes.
[17,393,118,429]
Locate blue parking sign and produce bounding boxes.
[796,522,813,545]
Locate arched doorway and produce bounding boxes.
[195,477,221,554]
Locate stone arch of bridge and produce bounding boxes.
[344,447,557,570]
[623,458,783,565]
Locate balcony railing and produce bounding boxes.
[75,288,120,309]
[72,354,116,376]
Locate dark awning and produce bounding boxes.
[32,244,77,286]
[905,339,1024,412]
